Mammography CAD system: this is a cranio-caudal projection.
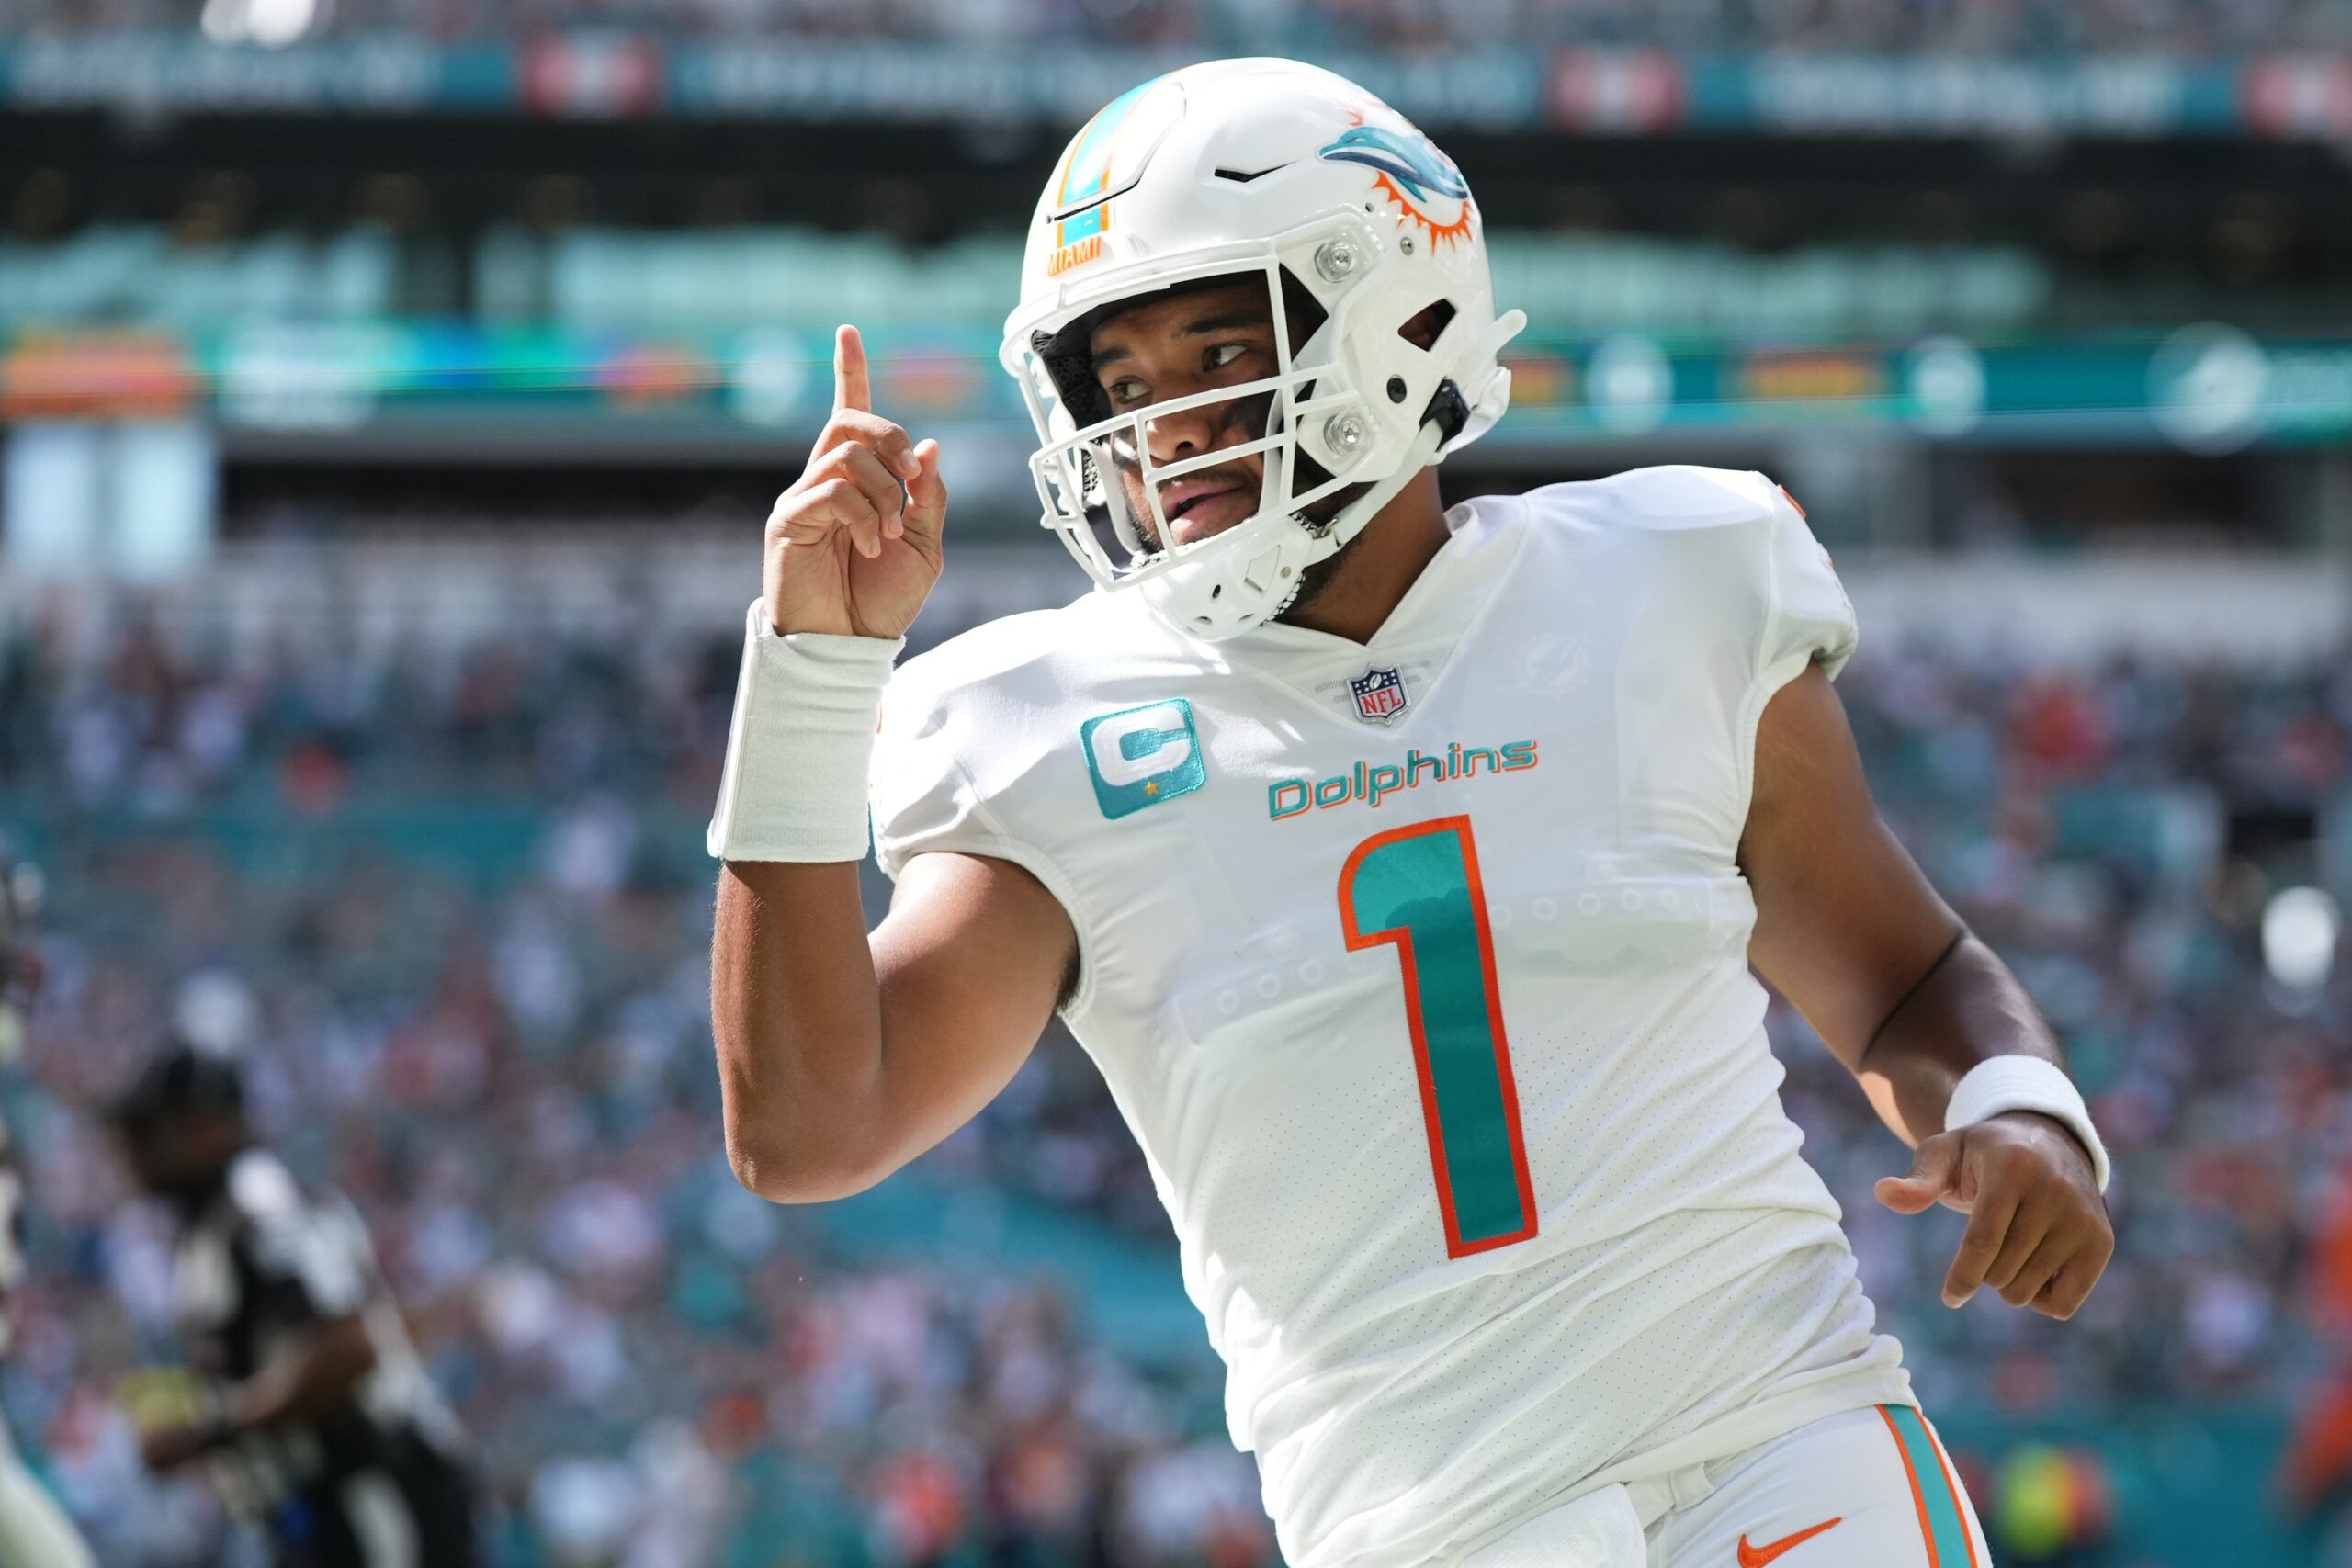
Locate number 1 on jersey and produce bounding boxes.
[1339,815,1538,1258]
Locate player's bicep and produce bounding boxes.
[1740,663,1962,1069]
[864,849,1078,1178]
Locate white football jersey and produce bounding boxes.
[871,466,1915,1568]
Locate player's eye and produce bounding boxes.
[1205,343,1252,372]
[1103,377,1148,407]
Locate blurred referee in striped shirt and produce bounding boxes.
[111,1044,481,1568]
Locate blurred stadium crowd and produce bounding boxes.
[0,597,1269,1568]
[0,577,2344,1564]
[6,0,2350,53]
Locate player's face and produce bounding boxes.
[121,1122,192,1197]
[119,1111,237,1202]
[1089,279,1283,549]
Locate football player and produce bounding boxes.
[109,1045,480,1568]
[708,58,2112,1568]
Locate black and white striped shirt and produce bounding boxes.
[171,1149,461,1516]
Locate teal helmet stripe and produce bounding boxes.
[1057,77,1161,210]
[1055,200,1109,248]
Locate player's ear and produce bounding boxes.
[1279,269,1328,355]
[1398,300,1457,352]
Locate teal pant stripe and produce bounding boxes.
[1886,1404,1971,1566]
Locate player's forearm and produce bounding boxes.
[711,859,889,1201]
[225,1315,376,1434]
[1849,931,2070,1147]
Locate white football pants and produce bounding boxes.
[1461,1404,1994,1568]
[0,1416,92,1568]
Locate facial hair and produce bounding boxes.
[1275,534,1351,621]
[1116,390,1275,551]
[153,1158,232,1218]
[1273,478,1374,623]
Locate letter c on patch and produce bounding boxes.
[1089,703,1193,786]
[1080,697,1206,819]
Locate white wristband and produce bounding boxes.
[1944,1056,2110,1194]
[707,600,901,863]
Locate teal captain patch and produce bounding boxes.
[1080,699,1205,819]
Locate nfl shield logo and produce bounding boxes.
[1350,666,1409,724]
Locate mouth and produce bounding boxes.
[1155,474,1254,544]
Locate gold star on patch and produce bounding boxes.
[1145,782,1160,795]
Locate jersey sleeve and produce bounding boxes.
[229,1153,370,1322]
[862,621,1098,1011]
[867,671,1057,888]
[1756,479,1858,686]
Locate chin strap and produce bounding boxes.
[1260,412,1450,623]
[1453,308,1530,446]
[1294,310,1516,549]
[1421,378,1471,446]
[1296,398,1455,547]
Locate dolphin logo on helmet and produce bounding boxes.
[1316,124,1470,203]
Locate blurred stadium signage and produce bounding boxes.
[0,37,507,112]
[6,323,2352,451]
[0,330,196,420]
[1676,52,2236,138]
[3,39,2348,140]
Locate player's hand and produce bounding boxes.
[140,1420,220,1472]
[763,324,948,640]
[1875,1111,2113,1319]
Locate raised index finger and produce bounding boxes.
[833,324,871,413]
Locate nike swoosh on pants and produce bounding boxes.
[1736,1517,1842,1567]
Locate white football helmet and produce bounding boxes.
[1001,58,1526,640]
